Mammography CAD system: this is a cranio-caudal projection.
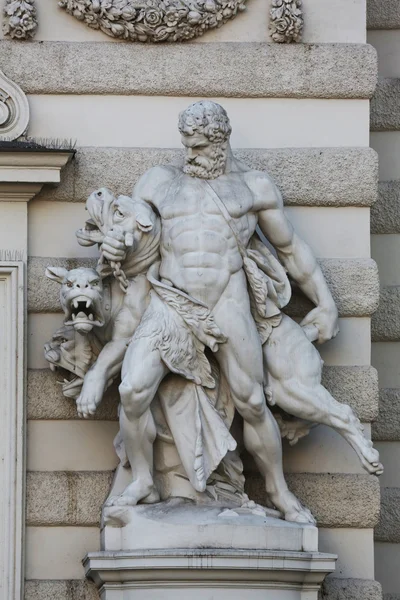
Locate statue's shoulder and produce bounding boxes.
[135,164,180,198]
[243,169,282,210]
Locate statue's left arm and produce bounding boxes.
[254,175,339,344]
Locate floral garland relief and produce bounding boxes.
[3,0,38,39]
[270,0,303,43]
[58,0,247,42]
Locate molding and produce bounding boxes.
[371,78,400,132]
[0,262,25,600]
[0,42,378,99]
[372,389,400,441]
[2,0,37,40]
[371,181,400,234]
[270,0,303,43]
[372,286,400,341]
[367,0,400,30]
[27,257,380,317]
[27,365,378,423]
[37,147,379,207]
[58,0,247,43]
[0,69,29,141]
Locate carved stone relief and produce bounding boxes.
[0,70,29,141]
[58,0,247,42]
[270,0,303,43]
[3,0,38,40]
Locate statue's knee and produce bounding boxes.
[237,385,265,421]
[119,378,148,420]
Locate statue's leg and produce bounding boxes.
[265,315,383,475]
[108,337,168,507]
[212,294,315,524]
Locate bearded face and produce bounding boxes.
[183,141,227,180]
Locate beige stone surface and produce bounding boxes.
[27,472,113,526]
[25,579,99,600]
[320,577,382,600]
[371,78,400,131]
[27,421,119,471]
[375,442,400,487]
[372,342,400,388]
[368,0,400,30]
[375,488,400,543]
[368,31,400,78]
[27,256,379,317]
[370,132,400,181]
[372,390,400,441]
[372,287,400,341]
[25,526,100,579]
[1,42,377,98]
[27,96,370,149]
[318,318,371,367]
[27,365,378,423]
[0,202,27,255]
[371,183,400,235]
[37,147,379,207]
[372,235,400,286]
[28,313,64,369]
[375,542,400,595]
[319,528,375,579]
[245,473,380,528]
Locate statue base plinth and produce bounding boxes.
[84,500,336,599]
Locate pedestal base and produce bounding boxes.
[84,548,337,600]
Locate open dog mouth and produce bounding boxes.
[65,296,104,329]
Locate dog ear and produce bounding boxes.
[136,211,154,233]
[45,266,68,284]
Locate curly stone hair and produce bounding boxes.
[178,101,232,143]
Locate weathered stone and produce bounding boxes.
[0,42,377,98]
[27,365,378,423]
[375,487,400,543]
[27,369,118,421]
[372,389,400,441]
[368,0,400,29]
[245,473,380,528]
[28,257,380,317]
[37,147,378,207]
[321,366,379,422]
[371,181,400,235]
[320,577,382,600]
[26,471,113,526]
[372,286,400,341]
[371,79,400,131]
[24,579,99,600]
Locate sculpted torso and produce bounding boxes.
[142,165,265,307]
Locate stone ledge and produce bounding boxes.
[368,0,400,30]
[26,472,380,528]
[0,42,377,99]
[375,487,400,543]
[371,79,400,131]
[37,147,378,207]
[28,363,378,423]
[28,257,380,318]
[372,389,400,441]
[371,181,400,234]
[320,577,382,600]
[372,287,400,341]
[24,579,98,600]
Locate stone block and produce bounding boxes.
[372,286,400,341]
[37,147,378,207]
[25,580,99,600]
[368,0,400,30]
[375,487,400,543]
[320,577,382,600]
[321,366,379,422]
[1,42,377,98]
[245,473,380,528]
[371,78,400,131]
[373,389,400,441]
[371,182,400,234]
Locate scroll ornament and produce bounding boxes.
[270,0,303,43]
[58,0,247,42]
[3,0,38,40]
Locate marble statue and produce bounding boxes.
[45,101,383,530]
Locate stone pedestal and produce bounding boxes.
[84,500,336,600]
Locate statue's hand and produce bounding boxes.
[300,304,339,344]
[101,229,129,263]
[76,372,106,419]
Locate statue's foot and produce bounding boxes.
[106,480,160,507]
[356,438,384,476]
[271,489,316,525]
